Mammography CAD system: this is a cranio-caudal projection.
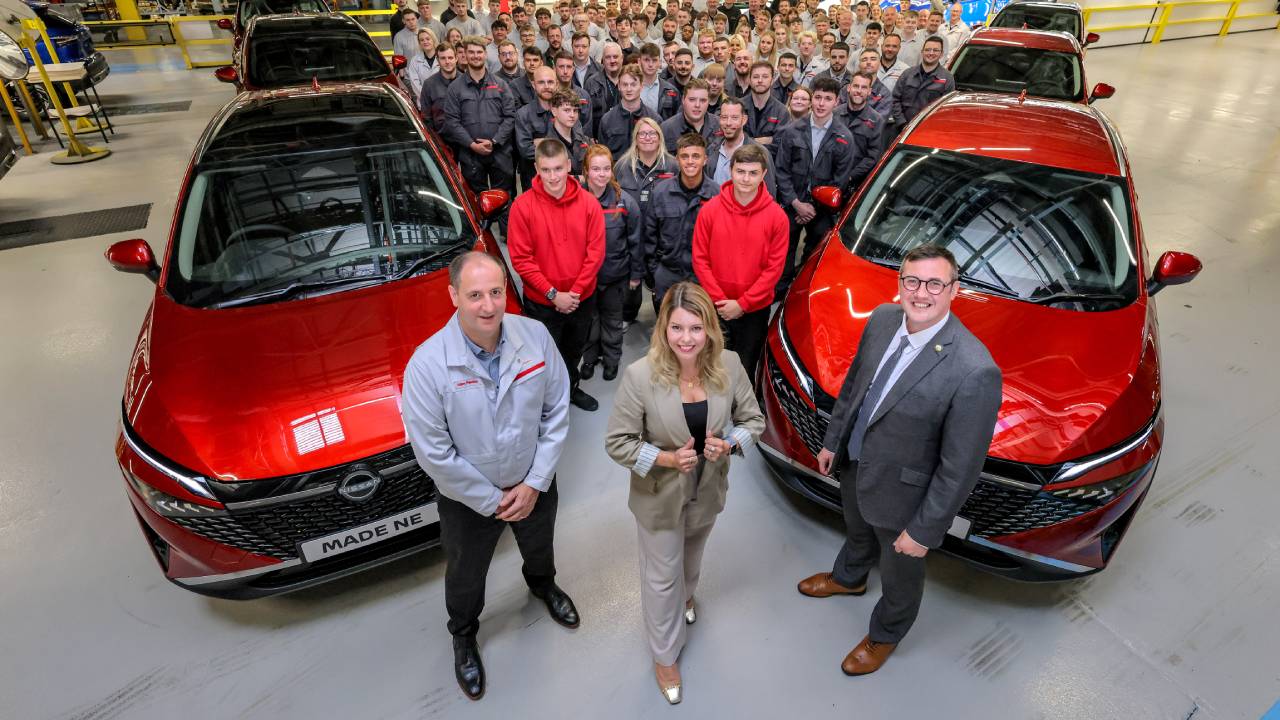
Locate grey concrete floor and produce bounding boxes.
[1,31,1279,720]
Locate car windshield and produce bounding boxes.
[247,30,388,87]
[840,147,1138,310]
[991,6,1082,38]
[951,45,1082,101]
[167,141,474,308]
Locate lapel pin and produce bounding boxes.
[934,344,943,353]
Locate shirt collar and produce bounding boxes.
[810,114,832,131]
[461,323,506,359]
[894,312,950,351]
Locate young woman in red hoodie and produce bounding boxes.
[691,143,790,376]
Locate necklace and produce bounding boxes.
[680,374,700,389]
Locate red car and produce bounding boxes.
[105,83,515,598]
[214,13,406,92]
[217,0,332,54]
[949,27,1114,104]
[758,92,1202,580]
[987,0,1101,48]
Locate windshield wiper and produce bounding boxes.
[209,275,385,309]
[958,275,1021,299]
[1027,292,1130,307]
[390,240,474,281]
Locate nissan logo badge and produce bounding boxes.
[338,468,382,503]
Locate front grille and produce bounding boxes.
[767,354,829,457]
[171,446,435,560]
[958,480,1095,537]
[767,351,1095,539]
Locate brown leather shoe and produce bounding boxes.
[797,572,867,598]
[841,635,897,676]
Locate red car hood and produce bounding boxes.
[123,272,466,481]
[788,247,1161,465]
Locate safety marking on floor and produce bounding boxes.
[0,203,151,251]
[102,101,193,116]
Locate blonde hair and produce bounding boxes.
[617,116,673,177]
[754,30,778,64]
[647,282,729,393]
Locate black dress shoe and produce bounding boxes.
[602,364,618,381]
[452,635,485,700]
[570,388,598,411]
[579,363,596,380]
[532,584,580,628]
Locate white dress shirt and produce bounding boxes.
[866,313,951,418]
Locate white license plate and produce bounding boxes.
[299,503,439,562]
[947,515,972,539]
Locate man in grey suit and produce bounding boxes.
[796,244,1003,676]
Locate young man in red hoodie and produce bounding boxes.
[508,138,607,411]
[692,143,789,376]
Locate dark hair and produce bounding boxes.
[850,70,875,85]
[902,243,958,279]
[523,45,544,58]
[866,21,882,31]
[730,142,769,168]
[778,51,797,62]
[719,96,745,114]
[810,76,840,97]
[674,47,693,58]
[401,9,419,19]
[572,30,591,43]
[491,18,509,31]
[553,50,575,64]
[831,41,850,54]
[923,35,945,49]
[675,131,707,152]
[549,88,581,108]
[448,251,506,288]
[749,60,774,75]
[536,136,570,161]
[535,6,551,17]
[639,42,661,58]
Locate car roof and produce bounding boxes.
[902,92,1124,177]
[196,83,421,163]
[1000,0,1083,12]
[966,26,1081,53]
[247,12,365,33]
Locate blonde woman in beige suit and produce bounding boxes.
[605,281,765,705]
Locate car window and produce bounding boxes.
[951,45,1082,101]
[247,31,388,87]
[992,6,1082,38]
[169,142,473,308]
[841,146,1138,310]
[237,0,330,26]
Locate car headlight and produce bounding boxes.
[775,305,814,400]
[123,468,226,518]
[1046,461,1152,505]
[121,408,218,502]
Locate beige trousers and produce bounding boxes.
[635,469,718,666]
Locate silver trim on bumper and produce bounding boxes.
[759,441,838,488]
[965,536,1097,574]
[173,558,303,586]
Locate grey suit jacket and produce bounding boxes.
[820,303,1003,548]
[605,351,765,531]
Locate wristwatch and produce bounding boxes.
[545,287,558,301]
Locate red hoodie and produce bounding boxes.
[507,175,606,305]
[692,181,789,314]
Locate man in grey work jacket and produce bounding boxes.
[401,251,580,702]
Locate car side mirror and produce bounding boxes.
[1088,82,1115,104]
[106,239,160,282]
[216,18,233,31]
[391,54,408,71]
[812,185,842,209]
[1148,251,1201,295]
[214,65,238,84]
[1085,31,1100,45]
[478,189,510,218]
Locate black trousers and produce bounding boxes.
[830,466,927,644]
[777,206,837,296]
[721,306,770,380]
[652,265,694,317]
[523,292,597,390]
[582,278,627,369]
[437,479,560,638]
[622,283,644,323]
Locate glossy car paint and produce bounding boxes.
[114,83,518,592]
[760,92,1178,578]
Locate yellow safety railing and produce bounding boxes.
[1080,0,1279,41]
[170,15,233,68]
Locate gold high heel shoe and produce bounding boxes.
[655,662,682,705]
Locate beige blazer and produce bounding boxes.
[605,350,766,531]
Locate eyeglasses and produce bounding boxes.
[636,131,660,138]
[899,275,955,295]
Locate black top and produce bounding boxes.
[683,400,708,456]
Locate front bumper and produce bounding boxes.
[121,442,443,599]
[756,350,1155,582]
